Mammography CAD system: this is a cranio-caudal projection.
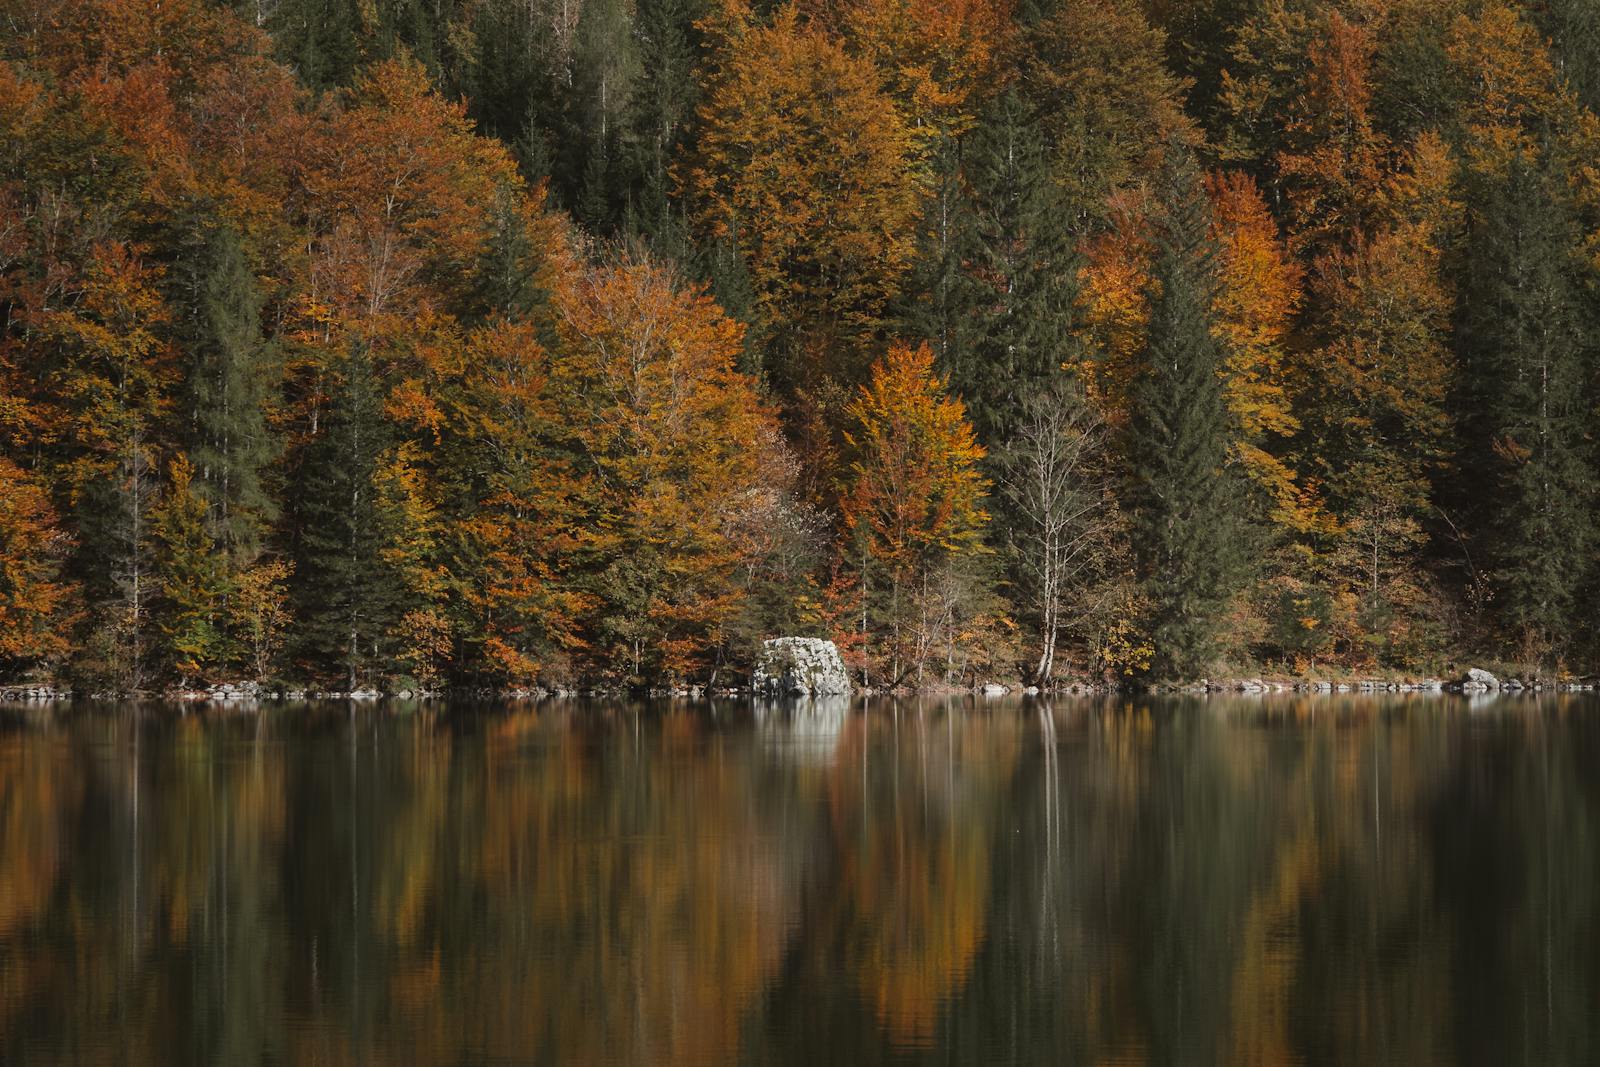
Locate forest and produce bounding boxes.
[1,0,1598,692]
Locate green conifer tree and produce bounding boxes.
[624,0,703,243]
[1538,0,1600,113]
[916,90,1083,449]
[292,347,403,689]
[1126,146,1255,678]
[469,190,553,324]
[1458,153,1596,658]
[269,0,363,91]
[171,216,278,564]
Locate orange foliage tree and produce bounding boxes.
[689,4,920,388]
[1206,170,1315,533]
[436,319,599,685]
[0,459,76,673]
[842,341,989,686]
[553,256,784,683]
[833,0,1012,155]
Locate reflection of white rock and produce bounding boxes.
[755,696,849,765]
[753,638,851,696]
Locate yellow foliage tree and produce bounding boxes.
[842,341,989,685]
[688,5,921,387]
[554,256,781,682]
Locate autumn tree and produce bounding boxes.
[553,255,782,683]
[1023,0,1197,224]
[1275,11,1389,260]
[0,460,76,677]
[151,454,228,683]
[431,321,596,685]
[833,0,1011,158]
[842,341,989,686]
[1286,136,1459,663]
[688,4,920,390]
[1210,0,1319,171]
[1206,170,1308,531]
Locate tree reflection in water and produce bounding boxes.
[3,694,1600,1065]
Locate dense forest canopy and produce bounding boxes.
[1,0,1598,691]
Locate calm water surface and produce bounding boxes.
[3,694,1600,1065]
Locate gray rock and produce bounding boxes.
[1461,667,1499,691]
[981,683,1008,697]
[753,638,851,697]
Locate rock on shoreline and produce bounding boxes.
[753,638,852,697]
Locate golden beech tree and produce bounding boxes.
[37,241,174,503]
[1275,11,1389,259]
[439,320,599,685]
[689,4,920,386]
[832,0,1012,153]
[1077,192,1155,419]
[1025,0,1198,219]
[0,459,76,670]
[842,341,989,686]
[554,256,780,682]
[323,58,521,304]
[1444,4,1570,174]
[292,54,525,404]
[1288,133,1461,663]
[1206,170,1316,533]
[187,56,309,278]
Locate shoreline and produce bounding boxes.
[5,673,1598,705]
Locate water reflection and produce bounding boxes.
[3,694,1599,1065]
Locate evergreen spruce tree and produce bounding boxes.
[1457,153,1596,658]
[901,137,981,392]
[921,90,1083,449]
[577,137,614,232]
[293,347,403,689]
[467,0,550,153]
[567,0,639,231]
[269,0,362,92]
[1127,146,1254,678]
[171,216,278,564]
[471,190,554,324]
[903,92,1095,678]
[1539,0,1600,113]
[624,0,703,245]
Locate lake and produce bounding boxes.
[3,694,1599,1065]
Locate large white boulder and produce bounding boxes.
[753,638,851,697]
